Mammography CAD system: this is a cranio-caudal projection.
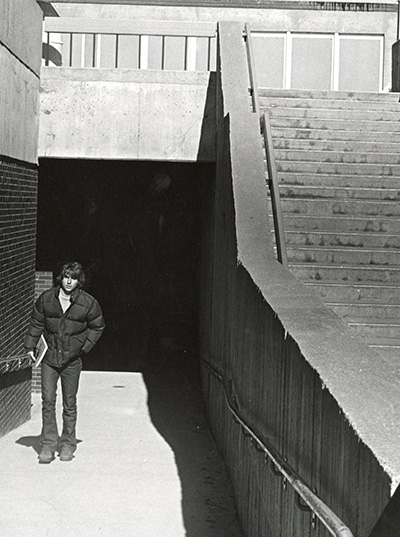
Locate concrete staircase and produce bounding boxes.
[260,88,400,361]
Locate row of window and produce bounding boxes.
[44,31,384,92]
[252,32,384,92]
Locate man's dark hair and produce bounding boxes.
[56,262,86,289]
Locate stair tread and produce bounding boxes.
[274,149,400,162]
[369,343,400,348]
[326,300,400,306]
[279,197,400,204]
[258,88,400,100]
[262,102,400,113]
[279,185,400,192]
[348,318,400,325]
[279,172,400,179]
[289,261,400,271]
[288,245,400,253]
[287,230,400,237]
[270,127,400,139]
[304,280,400,288]
[281,213,400,220]
[269,118,400,130]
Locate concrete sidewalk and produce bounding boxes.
[0,366,243,537]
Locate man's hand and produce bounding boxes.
[27,351,35,365]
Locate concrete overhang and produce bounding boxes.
[36,0,398,9]
[39,68,216,162]
[37,2,59,16]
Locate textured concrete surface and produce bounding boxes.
[0,365,243,537]
[39,69,216,162]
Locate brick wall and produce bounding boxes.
[35,271,54,299]
[0,156,38,436]
[31,271,54,392]
[0,366,32,437]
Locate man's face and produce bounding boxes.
[61,274,79,295]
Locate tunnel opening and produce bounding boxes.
[36,158,213,374]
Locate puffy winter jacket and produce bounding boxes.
[24,286,105,367]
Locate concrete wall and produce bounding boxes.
[0,0,43,436]
[0,0,42,164]
[199,21,400,537]
[52,2,397,90]
[39,68,216,162]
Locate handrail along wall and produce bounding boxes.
[244,23,288,266]
[203,359,355,537]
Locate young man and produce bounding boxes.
[24,262,105,464]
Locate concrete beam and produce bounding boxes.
[37,0,398,9]
[39,68,216,162]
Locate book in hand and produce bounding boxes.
[31,335,48,367]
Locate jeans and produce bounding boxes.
[41,358,82,452]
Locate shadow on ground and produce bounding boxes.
[15,435,41,455]
[141,351,244,537]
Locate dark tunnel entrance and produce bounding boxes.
[36,158,213,373]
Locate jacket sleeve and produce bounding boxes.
[81,298,105,354]
[24,295,45,352]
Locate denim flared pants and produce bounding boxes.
[41,358,82,452]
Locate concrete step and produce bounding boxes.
[267,106,400,122]
[287,246,400,265]
[277,172,400,189]
[260,96,400,113]
[274,149,400,165]
[283,231,400,249]
[257,88,400,103]
[280,198,400,217]
[327,301,400,319]
[269,116,400,133]
[278,214,400,233]
[348,318,400,340]
[367,337,400,348]
[289,263,400,283]
[304,281,400,302]
[272,138,400,154]
[269,126,400,143]
[278,185,400,201]
[276,160,400,177]
[368,345,400,361]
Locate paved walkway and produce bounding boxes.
[0,361,243,537]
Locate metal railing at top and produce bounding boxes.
[243,23,288,266]
[203,358,355,537]
[43,18,217,72]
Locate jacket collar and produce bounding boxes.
[55,285,81,303]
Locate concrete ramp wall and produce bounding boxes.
[200,21,400,537]
[39,68,216,162]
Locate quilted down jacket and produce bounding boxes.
[24,286,105,367]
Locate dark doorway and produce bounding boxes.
[36,158,213,373]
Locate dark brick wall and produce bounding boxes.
[0,155,38,436]
[31,271,53,392]
[0,366,32,437]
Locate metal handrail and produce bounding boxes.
[243,23,288,266]
[0,354,31,374]
[203,359,355,537]
[244,23,260,117]
[0,355,27,363]
[261,111,288,266]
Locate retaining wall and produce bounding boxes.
[199,21,400,537]
[0,0,43,436]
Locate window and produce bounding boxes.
[251,31,384,92]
